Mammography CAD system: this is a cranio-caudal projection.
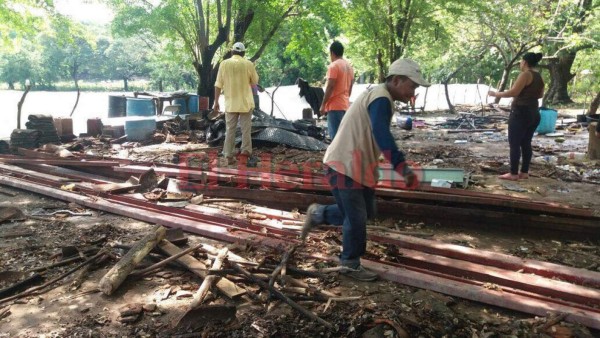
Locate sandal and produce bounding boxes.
[519,173,529,179]
[498,173,519,181]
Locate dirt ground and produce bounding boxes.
[1,107,599,337]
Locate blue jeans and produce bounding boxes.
[327,110,345,141]
[313,169,376,268]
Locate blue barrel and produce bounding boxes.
[108,95,127,117]
[126,98,156,116]
[535,107,558,134]
[188,95,199,114]
[125,119,156,141]
[173,98,188,115]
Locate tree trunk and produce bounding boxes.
[123,78,129,92]
[70,78,80,117]
[494,68,512,104]
[544,52,576,104]
[17,85,32,129]
[589,91,600,115]
[377,50,385,83]
[8,82,14,90]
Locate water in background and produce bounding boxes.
[0,84,503,139]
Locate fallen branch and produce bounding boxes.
[230,261,334,330]
[0,250,106,305]
[538,312,569,331]
[269,245,297,287]
[281,275,338,298]
[0,274,43,299]
[0,306,10,320]
[98,225,166,295]
[323,296,362,313]
[32,255,84,272]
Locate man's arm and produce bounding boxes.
[320,78,336,116]
[368,98,417,188]
[249,63,259,85]
[213,87,222,112]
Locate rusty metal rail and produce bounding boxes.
[1,160,600,329]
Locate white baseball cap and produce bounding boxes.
[387,59,430,87]
[232,42,246,52]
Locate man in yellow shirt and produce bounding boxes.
[213,42,259,164]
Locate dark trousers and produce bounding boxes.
[315,170,376,268]
[508,105,541,174]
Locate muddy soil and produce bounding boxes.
[0,108,599,337]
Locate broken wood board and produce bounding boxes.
[158,240,245,299]
[93,182,141,194]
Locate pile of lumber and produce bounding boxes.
[10,129,41,150]
[25,114,61,145]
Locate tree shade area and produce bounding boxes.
[0,0,598,107]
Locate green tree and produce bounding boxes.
[0,48,37,89]
[542,0,599,104]
[50,15,96,115]
[0,0,53,46]
[110,0,310,104]
[104,37,150,91]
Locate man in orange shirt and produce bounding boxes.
[320,41,354,141]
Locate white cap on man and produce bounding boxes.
[387,59,430,87]
[232,42,246,52]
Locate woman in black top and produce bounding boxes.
[489,52,545,181]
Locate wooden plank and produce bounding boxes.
[158,240,245,299]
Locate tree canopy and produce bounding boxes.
[0,0,598,107]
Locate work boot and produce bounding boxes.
[340,265,378,282]
[300,203,324,241]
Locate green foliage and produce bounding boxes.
[0,0,596,102]
[0,0,53,47]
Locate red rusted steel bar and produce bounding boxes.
[0,158,120,167]
[3,170,600,330]
[309,252,600,330]
[369,233,600,288]
[0,174,286,249]
[392,247,600,306]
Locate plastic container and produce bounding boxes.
[126,98,156,117]
[188,95,199,114]
[125,119,156,141]
[108,95,127,117]
[564,152,587,161]
[396,115,413,130]
[534,155,558,164]
[535,107,558,134]
[173,98,188,115]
